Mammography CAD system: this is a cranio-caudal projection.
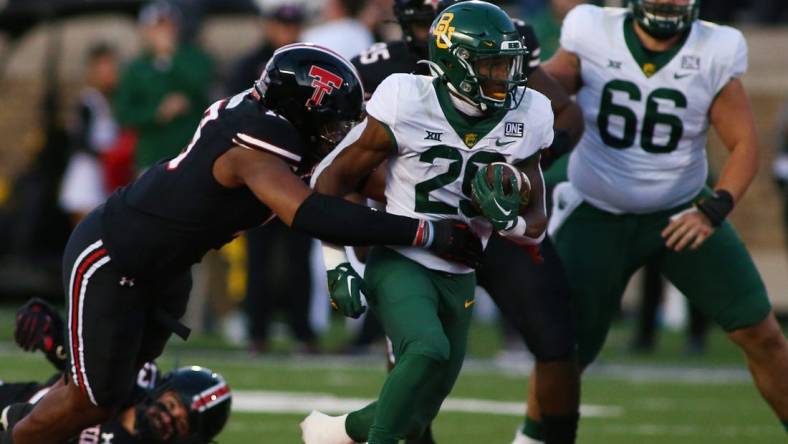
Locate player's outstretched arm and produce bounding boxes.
[542,48,582,96]
[218,145,483,266]
[528,67,584,167]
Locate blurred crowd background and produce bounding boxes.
[0,0,786,358]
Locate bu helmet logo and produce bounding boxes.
[433,12,455,49]
[306,65,344,107]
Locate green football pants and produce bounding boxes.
[554,196,771,367]
[348,247,475,444]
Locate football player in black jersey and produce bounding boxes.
[1,299,230,444]
[342,2,584,444]
[2,44,485,444]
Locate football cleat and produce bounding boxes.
[300,410,354,444]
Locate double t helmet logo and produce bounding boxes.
[306,65,344,107]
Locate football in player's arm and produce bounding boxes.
[302,3,559,444]
[335,2,584,444]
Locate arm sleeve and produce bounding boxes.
[291,192,420,246]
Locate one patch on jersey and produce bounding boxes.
[681,55,700,70]
[504,122,525,138]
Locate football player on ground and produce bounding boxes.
[535,0,788,436]
[345,1,584,443]
[300,2,558,443]
[1,299,231,444]
[0,45,484,444]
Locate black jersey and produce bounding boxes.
[351,20,542,95]
[351,40,425,94]
[102,90,305,277]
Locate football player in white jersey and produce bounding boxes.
[300,2,558,443]
[526,0,788,438]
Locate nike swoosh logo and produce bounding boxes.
[674,72,692,79]
[493,198,512,216]
[464,299,475,309]
[346,275,356,292]
[495,139,516,147]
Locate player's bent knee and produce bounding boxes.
[728,314,787,356]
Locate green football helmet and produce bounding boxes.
[426,1,528,112]
[630,0,700,39]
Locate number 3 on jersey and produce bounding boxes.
[597,79,687,153]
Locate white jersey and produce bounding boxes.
[362,74,553,273]
[563,5,747,214]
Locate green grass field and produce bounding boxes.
[0,311,785,444]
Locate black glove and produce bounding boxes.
[15,298,67,370]
[428,220,484,269]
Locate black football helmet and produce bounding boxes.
[255,43,364,162]
[135,366,231,444]
[394,0,466,58]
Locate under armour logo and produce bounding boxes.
[119,277,135,288]
[306,65,344,107]
[100,433,114,444]
[608,60,622,69]
[424,130,443,141]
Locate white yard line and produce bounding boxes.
[232,390,622,418]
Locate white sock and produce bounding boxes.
[300,411,354,444]
[512,428,544,444]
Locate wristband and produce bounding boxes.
[413,220,435,248]
[322,243,349,270]
[695,189,734,226]
[498,216,527,237]
[498,217,545,245]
